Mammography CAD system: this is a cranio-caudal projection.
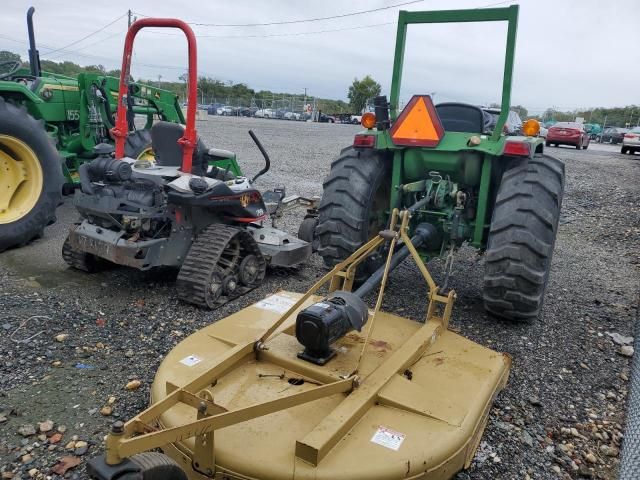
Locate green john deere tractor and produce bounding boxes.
[0,7,204,252]
[313,5,565,321]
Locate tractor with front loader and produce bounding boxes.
[0,7,189,253]
[311,5,565,322]
[85,6,545,480]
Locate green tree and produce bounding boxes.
[511,105,528,119]
[348,75,381,113]
[0,50,21,63]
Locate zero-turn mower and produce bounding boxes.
[62,19,312,308]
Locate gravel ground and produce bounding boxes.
[0,117,638,479]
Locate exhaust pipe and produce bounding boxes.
[26,7,41,78]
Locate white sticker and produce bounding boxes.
[255,294,296,314]
[179,355,202,367]
[370,426,406,451]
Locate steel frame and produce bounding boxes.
[389,5,519,142]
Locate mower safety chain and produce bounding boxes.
[176,224,266,308]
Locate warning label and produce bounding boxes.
[179,355,202,367]
[255,294,296,314]
[370,426,406,451]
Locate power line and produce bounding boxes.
[45,29,126,60]
[144,21,396,39]
[133,0,426,27]
[40,13,127,57]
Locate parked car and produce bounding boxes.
[350,114,363,124]
[537,120,548,138]
[546,122,590,149]
[598,127,629,144]
[481,108,523,135]
[318,113,336,123]
[621,126,640,154]
[216,105,233,116]
[284,111,301,120]
[255,108,275,118]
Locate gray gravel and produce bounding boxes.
[0,117,638,479]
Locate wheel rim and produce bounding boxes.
[0,135,44,224]
[136,147,155,161]
[239,254,263,285]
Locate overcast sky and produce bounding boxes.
[1,0,638,114]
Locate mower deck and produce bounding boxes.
[150,291,510,480]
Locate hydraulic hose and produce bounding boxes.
[619,302,640,479]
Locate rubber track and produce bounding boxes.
[61,236,95,272]
[483,154,565,321]
[176,224,265,309]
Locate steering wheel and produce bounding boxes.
[0,60,23,80]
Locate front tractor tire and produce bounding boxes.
[483,154,565,321]
[316,147,390,276]
[0,98,63,252]
[124,129,154,160]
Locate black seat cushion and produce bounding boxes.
[150,121,208,174]
[435,102,484,134]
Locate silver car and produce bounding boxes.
[621,126,640,154]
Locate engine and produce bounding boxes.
[75,144,169,239]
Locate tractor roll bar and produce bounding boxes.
[112,18,198,174]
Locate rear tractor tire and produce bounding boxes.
[483,154,565,321]
[315,147,391,278]
[0,98,63,252]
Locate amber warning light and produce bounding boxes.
[390,95,444,147]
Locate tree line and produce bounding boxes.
[1,50,636,124]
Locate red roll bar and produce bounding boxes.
[112,18,198,174]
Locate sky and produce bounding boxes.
[1,0,638,115]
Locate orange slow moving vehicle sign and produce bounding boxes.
[390,95,445,147]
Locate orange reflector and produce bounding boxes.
[361,112,376,129]
[522,119,540,137]
[390,95,444,147]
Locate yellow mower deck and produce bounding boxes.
[153,292,510,480]
[98,210,510,480]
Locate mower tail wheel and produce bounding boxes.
[483,154,565,321]
[117,452,188,480]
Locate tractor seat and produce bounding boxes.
[435,102,484,134]
[207,148,235,160]
[150,121,208,174]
